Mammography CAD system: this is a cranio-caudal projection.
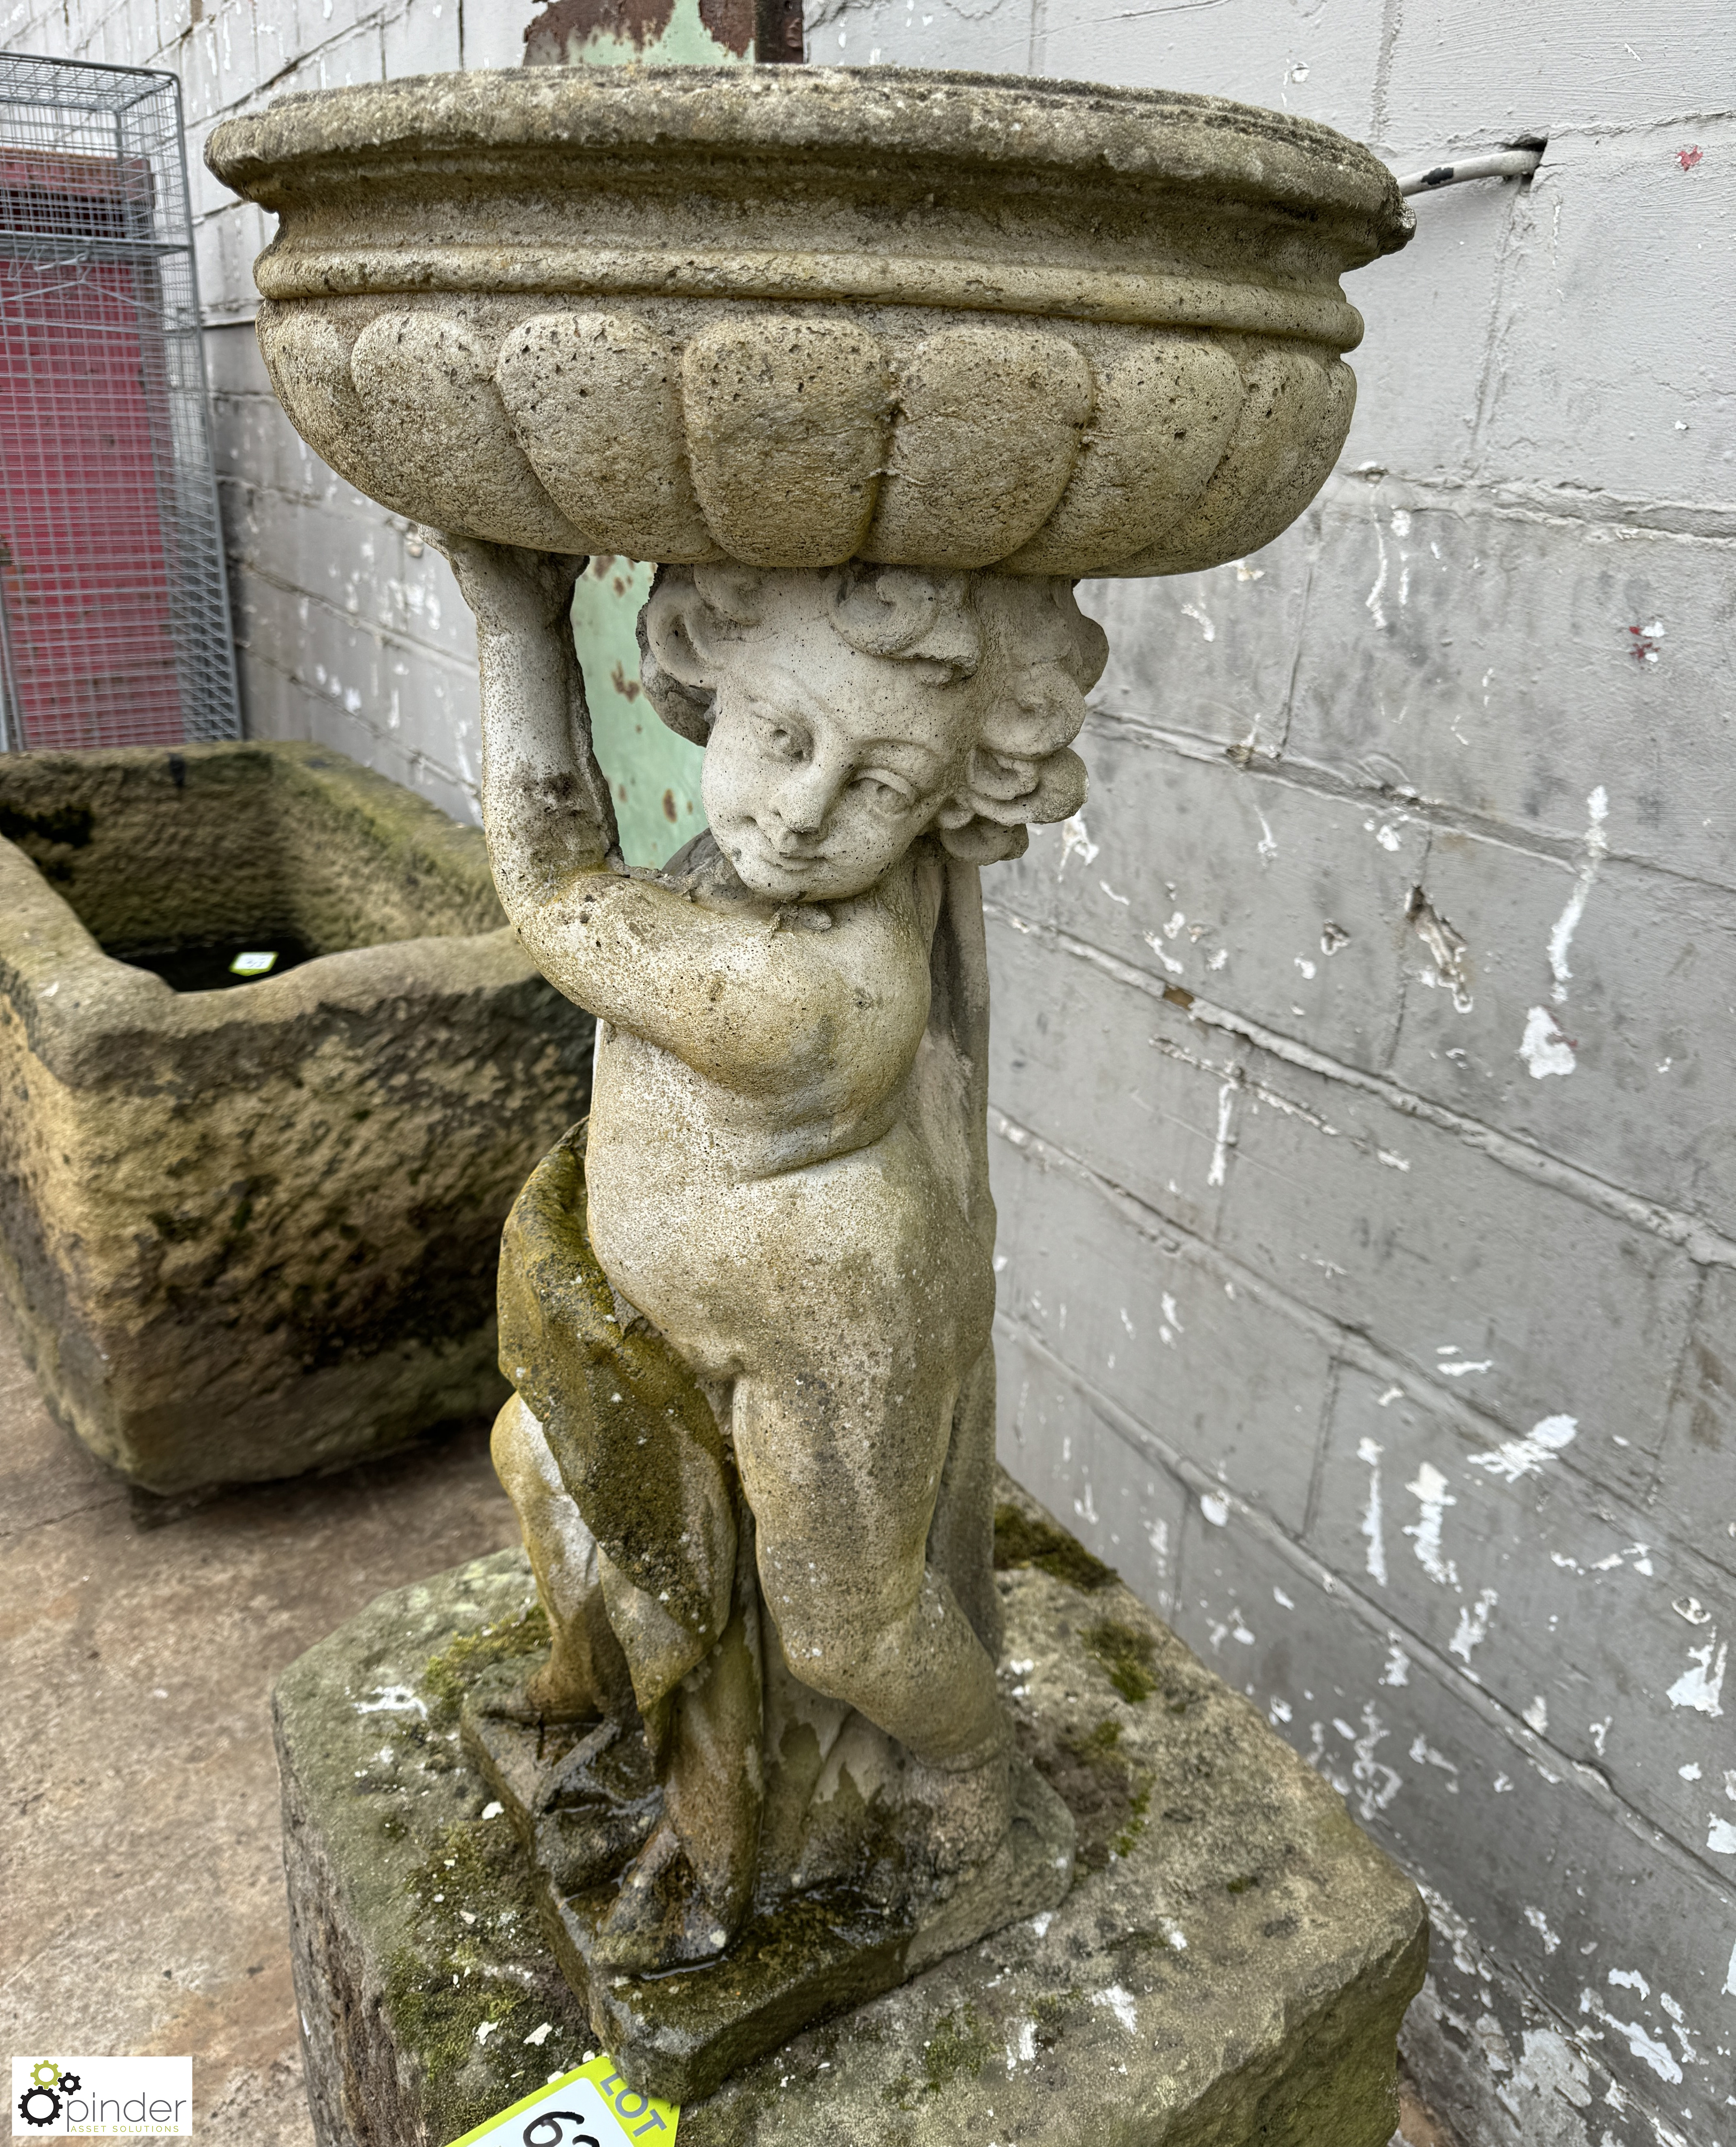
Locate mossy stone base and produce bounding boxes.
[274,1481,1427,2147]
[462,1693,1073,2103]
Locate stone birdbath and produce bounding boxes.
[210,66,1420,2134]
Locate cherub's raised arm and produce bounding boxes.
[444,538,900,1100]
[441,537,620,907]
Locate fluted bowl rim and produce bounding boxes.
[208,64,1412,262]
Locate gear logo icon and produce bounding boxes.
[17,2083,62,2129]
[17,2061,75,2128]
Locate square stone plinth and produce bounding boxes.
[273,1481,1426,2147]
[0,742,592,1494]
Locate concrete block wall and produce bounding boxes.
[791,4,1736,2141]
[1,0,535,818]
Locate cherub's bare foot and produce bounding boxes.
[526,1655,601,1722]
[905,1746,1012,1881]
[592,1819,745,1972]
[477,1650,602,1729]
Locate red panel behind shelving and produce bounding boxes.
[0,149,182,748]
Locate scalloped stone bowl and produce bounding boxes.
[208,67,1410,579]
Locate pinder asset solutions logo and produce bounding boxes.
[11,2057,192,2137]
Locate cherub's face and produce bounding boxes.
[701,615,975,903]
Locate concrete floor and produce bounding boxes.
[2,1291,1460,2146]
[0,1297,522,2144]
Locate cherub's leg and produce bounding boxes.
[733,1362,1010,1873]
[595,1517,764,1971]
[490,1392,632,1722]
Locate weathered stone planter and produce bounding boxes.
[0,741,593,1494]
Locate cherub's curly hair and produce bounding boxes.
[639,563,1107,864]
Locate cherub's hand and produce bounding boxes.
[431,531,585,638]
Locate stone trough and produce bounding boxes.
[0,740,593,1494]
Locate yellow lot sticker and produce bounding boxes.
[447,2056,678,2147]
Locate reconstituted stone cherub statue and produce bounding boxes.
[445,540,1103,2003]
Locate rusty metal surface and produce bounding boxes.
[523,0,795,64]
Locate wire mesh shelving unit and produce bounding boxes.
[0,49,240,751]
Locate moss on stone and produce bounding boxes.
[422,1605,550,1726]
[1030,1715,1154,1876]
[385,1812,557,2146]
[919,2005,995,2096]
[992,1503,1116,1591]
[1030,1987,1085,2051]
[1111,1777,1152,1861]
[881,2004,998,2112]
[1082,1616,1159,1703]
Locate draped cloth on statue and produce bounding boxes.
[497,1118,739,1726]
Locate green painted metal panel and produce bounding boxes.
[575,555,706,869]
[530,0,759,66]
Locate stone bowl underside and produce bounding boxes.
[209,67,1411,578]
